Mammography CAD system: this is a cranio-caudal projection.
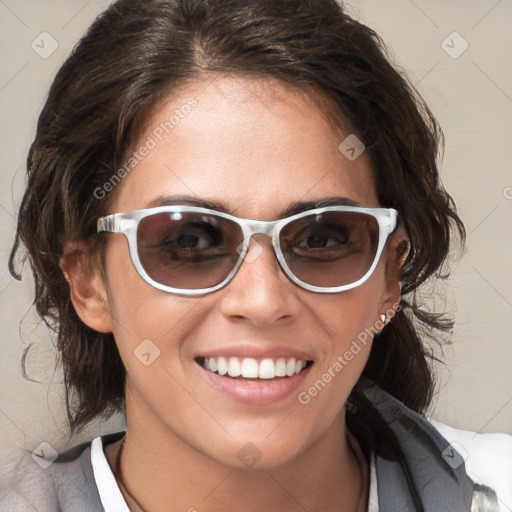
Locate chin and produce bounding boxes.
[200,433,307,471]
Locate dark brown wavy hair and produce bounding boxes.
[9,0,465,437]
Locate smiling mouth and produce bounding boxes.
[195,356,314,381]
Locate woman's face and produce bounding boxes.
[89,75,403,468]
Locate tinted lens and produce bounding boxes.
[137,211,243,290]
[280,211,379,287]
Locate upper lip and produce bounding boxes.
[196,343,315,361]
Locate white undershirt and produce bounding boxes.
[91,436,379,511]
[91,436,130,512]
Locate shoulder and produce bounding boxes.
[358,381,511,511]
[427,418,512,512]
[0,432,123,512]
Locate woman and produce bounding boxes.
[6,0,511,510]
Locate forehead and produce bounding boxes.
[109,74,378,218]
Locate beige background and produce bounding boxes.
[0,0,511,460]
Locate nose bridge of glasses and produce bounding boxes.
[242,218,279,239]
[238,219,282,262]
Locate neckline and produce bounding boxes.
[95,432,375,512]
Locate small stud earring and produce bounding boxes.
[380,314,386,324]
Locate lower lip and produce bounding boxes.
[197,363,313,405]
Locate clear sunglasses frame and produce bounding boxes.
[97,205,399,296]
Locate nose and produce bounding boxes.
[217,236,302,326]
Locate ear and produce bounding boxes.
[378,225,410,324]
[59,240,114,333]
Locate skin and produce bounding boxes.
[62,74,407,512]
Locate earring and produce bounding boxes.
[380,314,386,324]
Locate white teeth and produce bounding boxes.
[241,358,259,378]
[227,357,242,377]
[259,358,275,379]
[286,358,296,377]
[217,356,228,376]
[275,358,287,377]
[208,358,217,372]
[202,356,309,379]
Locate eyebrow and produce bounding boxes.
[145,194,360,219]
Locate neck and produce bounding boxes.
[107,393,368,512]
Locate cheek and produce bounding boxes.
[296,283,383,433]
[317,285,382,352]
[306,268,386,392]
[319,296,375,385]
[102,238,202,366]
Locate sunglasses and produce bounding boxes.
[97,205,398,296]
